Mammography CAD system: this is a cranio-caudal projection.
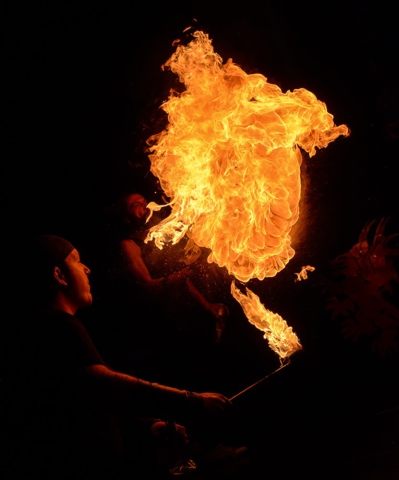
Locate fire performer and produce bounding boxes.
[2,235,236,479]
[118,191,230,323]
[95,190,231,389]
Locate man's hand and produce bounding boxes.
[205,303,230,341]
[200,392,232,415]
[206,303,230,320]
[168,265,195,284]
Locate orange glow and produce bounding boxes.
[231,281,302,362]
[145,31,348,361]
[146,30,348,283]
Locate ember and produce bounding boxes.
[145,30,348,361]
[295,265,316,282]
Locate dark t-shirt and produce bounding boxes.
[2,308,125,479]
[11,308,102,379]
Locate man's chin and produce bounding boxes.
[83,294,93,308]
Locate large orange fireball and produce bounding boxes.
[145,30,348,361]
[146,31,348,283]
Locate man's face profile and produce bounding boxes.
[62,249,93,309]
[124,193,150,225]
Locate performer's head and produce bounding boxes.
[118,192,150,229]
[25,235,92,313]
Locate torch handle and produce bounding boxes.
[229,363,289,401]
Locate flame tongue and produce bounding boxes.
[146,30,348,362]
[146,30,348,283]
[231,281,302,362]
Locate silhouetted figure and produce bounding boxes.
[2,234,235,479]
[92,192,232,391]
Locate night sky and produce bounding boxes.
[3,1,399,476]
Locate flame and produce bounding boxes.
[145,30,348,361]
[146,30,348,283]
[294,265,315,282]
[231,281,302,362]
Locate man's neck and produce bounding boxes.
[50,295,77,316]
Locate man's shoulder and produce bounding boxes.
[39,307,77,323]
[120,237,141,254]
[35,309,86,337]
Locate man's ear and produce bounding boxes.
[54,266,68,286]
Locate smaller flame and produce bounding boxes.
[231,281,302,363]
[294,265,315,282]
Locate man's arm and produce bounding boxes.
[73,364,231,421]
[120,238,161,287]
[186,278,230,321]
[120,239,229,322]
[120,238,193,291]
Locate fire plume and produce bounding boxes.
[146,30,348,283]
[145,30,348,361]
[231,281,302,362]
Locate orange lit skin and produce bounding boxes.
[120,194,191,290]
[52,249,92,315]
[125,193,151,224]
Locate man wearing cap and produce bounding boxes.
[2,234,233,479]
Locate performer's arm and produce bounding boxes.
[73,364,231,421]
[120,238,192,291]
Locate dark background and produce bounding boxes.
[4,1,398,242]
[4,1,399,478]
